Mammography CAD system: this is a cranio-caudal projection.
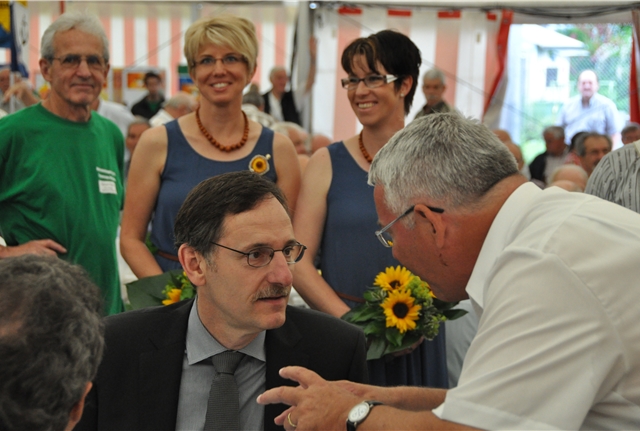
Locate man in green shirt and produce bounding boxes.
[0,11,124,315]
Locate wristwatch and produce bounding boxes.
[346,400,382,431]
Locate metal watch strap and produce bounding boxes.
[346,401,382,431]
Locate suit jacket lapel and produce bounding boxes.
[264,310,310,431]
[139,300,193,430]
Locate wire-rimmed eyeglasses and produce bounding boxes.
[375,205,445,248]
[211,242,307,268]
[49,54,106,70]
[341,74,398,91]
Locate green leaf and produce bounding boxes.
[385,327,404,347]
[366,338,387,361]
[443,309,468,320]
[363,320,386,336]
[125,269,186,310]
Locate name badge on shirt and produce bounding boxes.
[97,167,118,195]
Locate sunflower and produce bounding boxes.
[162,288,183,306]
[374,266,414,291]
[249,154,271,175]
[381,289,421,333]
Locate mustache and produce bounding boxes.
[252,284,290,301]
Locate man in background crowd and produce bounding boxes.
[149,91,198,127]
[0,255,104,431]
[413,68,451,120]
[0,11,125,315]
[0,68,40,113]
[577,132,612,177]
[621,122,640,145]
[557,70,620,145]
[263,38,316,126]
[131,71,165,119]
[529,126,568,185]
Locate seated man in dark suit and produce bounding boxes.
[77,171,367,431]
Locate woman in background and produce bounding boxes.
[292,30,448,387]
[121,15,300,278]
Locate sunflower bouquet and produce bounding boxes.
[342,266,467,360]
[125,269,195,310]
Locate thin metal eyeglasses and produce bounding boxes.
[49,55,106,70]
[341,74,398,91]
[375,205,445,248]
[192,54,246,69]
[211,242,307,268]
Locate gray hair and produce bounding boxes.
[269,66,287,80]
[548,164,588,184]
[542,125,565,140]
[423,68,446,85]
[127,116,151,132]
[369,112,519,213]
[163,92,197,109]
[41,11,109,63]
[576,132,612,157]
[0,255,104,431]
[621,122,640,137]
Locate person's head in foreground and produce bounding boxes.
[368,112,520,302]
[0,255,104,431]
[174,171,305,348]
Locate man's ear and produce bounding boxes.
[413,203,446,249]
[178,244,207,287]
[65,382,92,431]
[39,58,52,83]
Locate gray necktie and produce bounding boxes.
[203,351,245,431]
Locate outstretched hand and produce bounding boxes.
[257,366,362,431]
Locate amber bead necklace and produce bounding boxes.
[358,130,373,164]
[195,107,249,152]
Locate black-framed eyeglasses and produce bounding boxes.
[192,54,246,69]
[49,54,106,70]
[341,74,398,91]
[375,205,444,248]
[210,241,307,268]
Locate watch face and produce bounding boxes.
[348,403,370,422]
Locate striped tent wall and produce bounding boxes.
[11,2,505,141]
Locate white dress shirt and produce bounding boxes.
[433,183,640,430]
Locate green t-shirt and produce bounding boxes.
[0,104,124,315]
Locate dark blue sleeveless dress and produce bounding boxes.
[321,142,448,388]
[151,120,277,271]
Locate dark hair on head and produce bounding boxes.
[341,29,421,114]
[576,132,612,157]
[0,255,104,431]
[174,171,289,257]
[143,71,161,85]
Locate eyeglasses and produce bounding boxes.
[50,55,106,70]
[341,74,398,91]
[193,54,246,69]
[375,205,445,248]
[211,242,307,268]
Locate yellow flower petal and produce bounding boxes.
[381,289,421,333]
[374,265,414,292]
[162,288,183,306]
